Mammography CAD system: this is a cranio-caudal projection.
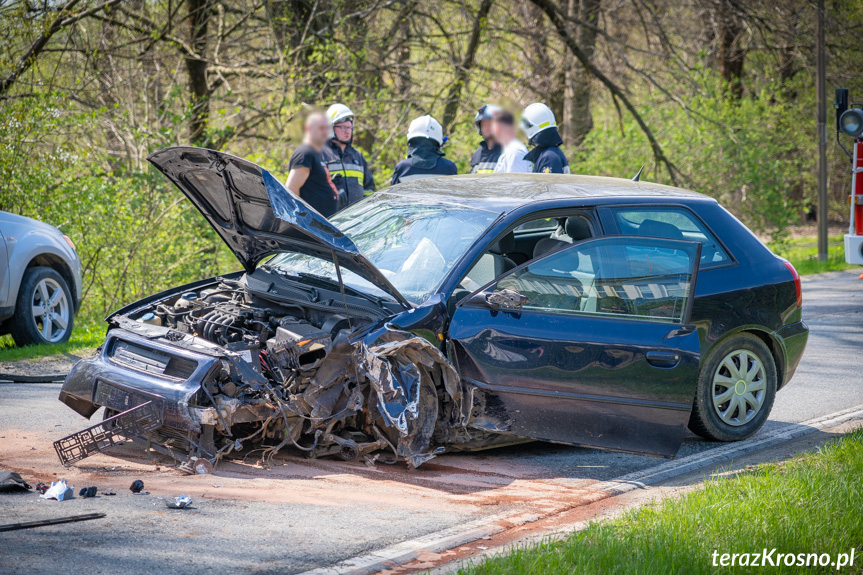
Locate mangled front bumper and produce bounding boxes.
[59,328,222,434]
[57,324,473,469]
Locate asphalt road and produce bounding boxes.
[0,269,861,575]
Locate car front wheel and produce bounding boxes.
[9,266,74,346]
[688,333,777,441]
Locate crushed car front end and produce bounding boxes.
[57,272,470,469]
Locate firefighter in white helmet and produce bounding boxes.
[520,103,570,174]
[391,115,457,185]
[321,103,375,208]
[469,104,503,173]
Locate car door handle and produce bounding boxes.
[646,351,681,368]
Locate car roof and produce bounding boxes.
[379,173,709,213]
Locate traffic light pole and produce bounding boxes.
[816,0,828,261]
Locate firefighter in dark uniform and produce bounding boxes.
[391,115,457,185]
[520,102,571,174]
[321,103,375,209]
[469,104,502,173]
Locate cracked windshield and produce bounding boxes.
[265,193,500,304]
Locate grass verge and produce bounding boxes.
[459,429,863,575]
[772,235,857,276]
[0,321,104,363]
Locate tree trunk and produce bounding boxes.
[714,0,745,100]
[441,0,494,132]
[186,0,212,145]
[562,0,600,146]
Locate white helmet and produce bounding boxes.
[520,103,557,141]
[326,103,354,126]
[407,115,444,145]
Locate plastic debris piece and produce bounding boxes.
[165,495,192,509]
[35,482,49,494]
[0,471,31,492]
[0,513,105,532]
[40,479,74,501]
[101,488,116,496]
[194,459,213,475]
[78,486,97,498]
[129,480,144,493]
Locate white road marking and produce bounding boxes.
[298,403,863,575]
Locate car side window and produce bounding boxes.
[611,207,730,268]
[492,237,698,323]
[513,217,557,233]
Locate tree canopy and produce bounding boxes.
[1,0,860,319]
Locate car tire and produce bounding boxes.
[688,333,777,442]
[9,266,74,347]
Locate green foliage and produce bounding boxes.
[771,235,855,276]
[573,72,814,246]
[0,0,857,326]
[0,93,237,323]
[459,429,863,575]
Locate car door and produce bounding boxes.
[447,236,702,457]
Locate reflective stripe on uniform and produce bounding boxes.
[472,161,498,173]
[326,161,365,181]
[329,169,366,180]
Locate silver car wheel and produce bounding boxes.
[30,278,70,343]
[711,349,766,427]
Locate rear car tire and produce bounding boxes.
[9,266,74,347]
[688,333,777,442]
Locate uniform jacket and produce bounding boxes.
[469,142,503,173]
[392,138,458,185]
[321,140,375,208]
[524,128,570,174]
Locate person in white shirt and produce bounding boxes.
[492,110,532,173]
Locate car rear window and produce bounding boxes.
[611,207,731,268]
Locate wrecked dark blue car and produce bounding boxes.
[56,147,808,470]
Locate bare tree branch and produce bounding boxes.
[0,0,123,96]
[529,0,679,184]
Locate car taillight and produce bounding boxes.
[783,261,802,307]
[63,235,76,252]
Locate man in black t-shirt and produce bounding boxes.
[286,113,341,217]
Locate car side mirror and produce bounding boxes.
[485,288,529,310]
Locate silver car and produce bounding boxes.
[0,211,81,346]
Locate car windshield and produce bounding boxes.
[265,192,501,304]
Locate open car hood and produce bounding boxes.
[147,146,410,308]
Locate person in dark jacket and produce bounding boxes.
[285,113,341,217]
[469,104,502,173]
[391,115,457,185]
[520,102,570,174]
[321,103,375,209]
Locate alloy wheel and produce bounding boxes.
[30,278,70,343]
[711,349,766,427]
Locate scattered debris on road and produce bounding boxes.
[0,470,31,492]
[165,494,193,509]
[0,372,67,384]
[40,479,74,501]
[78,486,97,498]
[0,513,106,532]
[129,480,145,494]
